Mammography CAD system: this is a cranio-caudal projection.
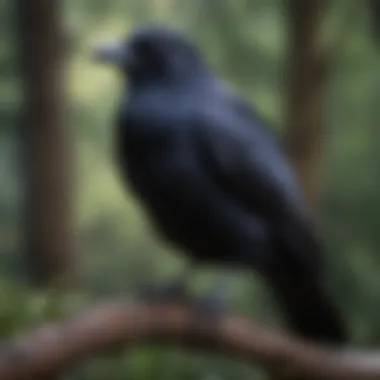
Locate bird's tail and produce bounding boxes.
[267,270,346,344]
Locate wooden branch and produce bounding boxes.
[0,298,379,380]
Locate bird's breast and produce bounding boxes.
[126,146,201,203]
[124,148,216,245]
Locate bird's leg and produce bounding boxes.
[183,269,236,343]
[155,265,193,301]
[194,270,235,316]
[137,264,193,305]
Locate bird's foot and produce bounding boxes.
[136,281,191,305]
[182,292,229,344]
[192,292,229,320]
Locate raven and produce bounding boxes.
[93,26,346,344]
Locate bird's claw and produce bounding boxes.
[192,292,229,319]
[136,281,191,305]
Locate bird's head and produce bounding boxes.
[93,26,208,87]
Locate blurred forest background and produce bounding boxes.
[1,0,380,379]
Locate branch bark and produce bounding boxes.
[0,299,379,380]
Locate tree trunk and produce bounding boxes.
[275,3,329,380]
[16,0,75,287]
[285,0,328,219]
[370,0,380,42]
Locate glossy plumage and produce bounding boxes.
[96,26,346,343]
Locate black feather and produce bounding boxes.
[101,26,346,344]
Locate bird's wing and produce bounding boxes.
[193,98,322,278]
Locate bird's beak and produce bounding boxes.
[92,40,129,65]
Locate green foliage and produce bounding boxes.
[0,0,379,378]
[0,280,89,336]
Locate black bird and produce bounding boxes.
[93,26,346,344]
